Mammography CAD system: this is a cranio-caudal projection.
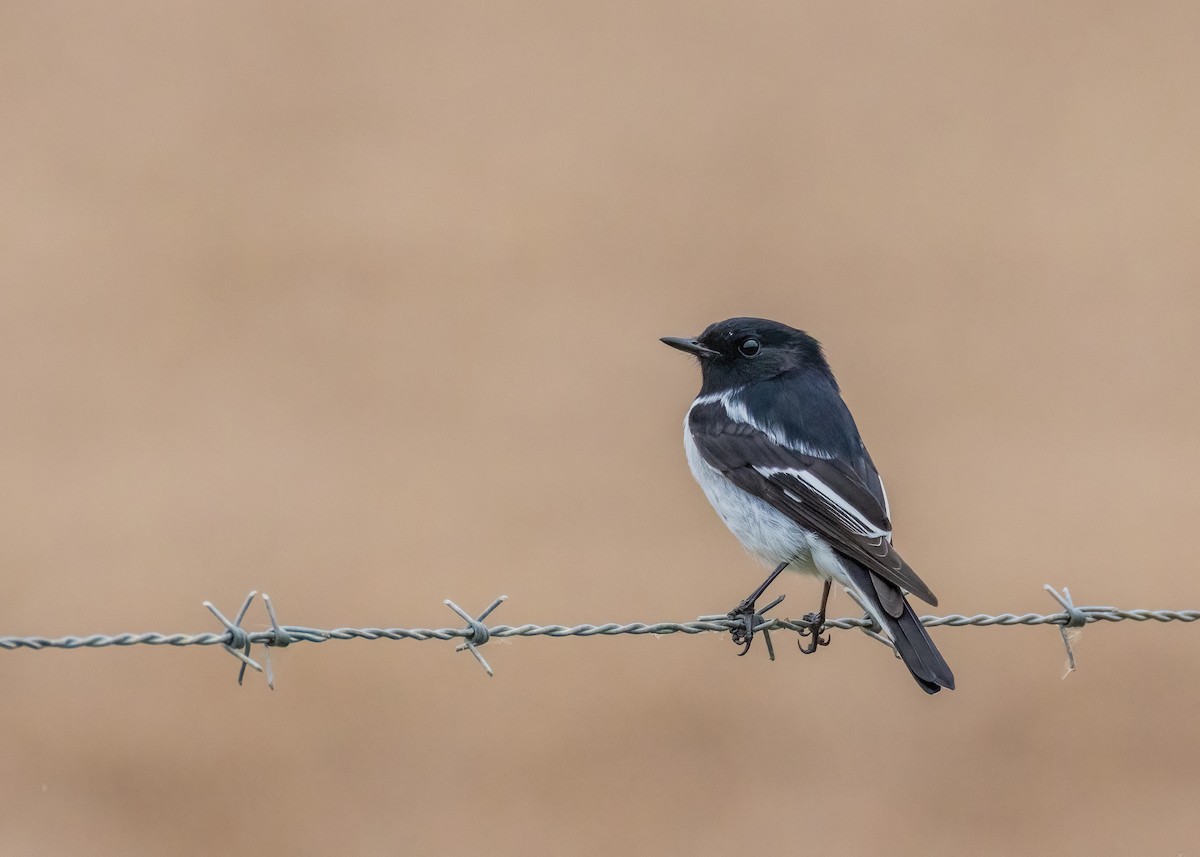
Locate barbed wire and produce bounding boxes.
[1,585,1196,687]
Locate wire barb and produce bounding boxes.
[258,593,292,690]
[1044,584,1099,675]
[842,587,896,654]
[203,592,263,685]
[443,596,508,676]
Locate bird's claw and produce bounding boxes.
[727,594,785,659]
[721,562,789,660]
[796,610,831,654]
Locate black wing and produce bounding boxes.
[689,401,938,606]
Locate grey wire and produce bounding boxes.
[1,586,1196,687]
[1,601,1195,652]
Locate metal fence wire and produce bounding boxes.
[1,585,1196,687]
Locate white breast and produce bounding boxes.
[684,418,819,575]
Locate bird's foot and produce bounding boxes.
[796,610,831,654]
[725,562,789,659]
[796,578,833,655]
[727,594,785,659]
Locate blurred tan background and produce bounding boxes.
[2,2,1199,854]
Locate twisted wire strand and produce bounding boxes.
[2,605,1197,652]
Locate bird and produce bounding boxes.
[662,317,954,694]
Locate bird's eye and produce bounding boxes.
[737,338,761,357]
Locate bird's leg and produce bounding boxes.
[797,578,833,654]
[726,562,788,658]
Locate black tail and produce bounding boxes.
[843,561,955,694]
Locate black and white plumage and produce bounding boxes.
[663,317,954,694]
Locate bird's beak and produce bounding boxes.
[660,336,720,358]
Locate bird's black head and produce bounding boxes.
[661,317,832,394]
